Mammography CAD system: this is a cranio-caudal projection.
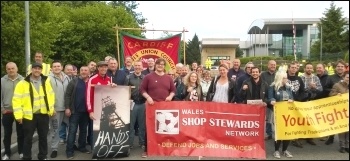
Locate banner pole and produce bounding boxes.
[183,27,186,65]
[116,24,121,68]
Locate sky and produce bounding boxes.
[135,1,349,41]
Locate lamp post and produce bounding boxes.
[320,25,323,62]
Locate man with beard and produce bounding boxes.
[106,58,127,85]
[140,58,176,158]
[300,63,323,145]
[260,60,277,140]
[227,59,245,82]
[142,58,155,75]
[287,62,306,148]
[323,60,346,145]
[240,67,268,106]
[174,65,189,88]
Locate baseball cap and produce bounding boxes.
[31,62,42,69]
[97,61,108,67]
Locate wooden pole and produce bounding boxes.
[183,27,186,65]
[115,24,121,68]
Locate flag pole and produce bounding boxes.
[115,24,121,68]
[292,11,297,61]
[183,27,186,65]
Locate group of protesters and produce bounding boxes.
[1,51,349,160]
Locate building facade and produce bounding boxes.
[241,18,349,59]
[200,38,240,67]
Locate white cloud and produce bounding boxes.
[135,1,349,41]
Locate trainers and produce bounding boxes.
[141,152,147,158]
[79,148,91,154]
[67,155,74,160]
[265,135,272,140]
[283,150,293,158]
[59,139,65,145]
[50,151,58,158]
[19,153,23,159]
[291,140,303,148]
[2,155,10,160]
[273,151,281,159]
[339,147,346,153]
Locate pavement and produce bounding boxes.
[2,129,349,160]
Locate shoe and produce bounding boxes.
[345,148,349,153]
[2,155,10,160]
[320,137,327,141]
[292,140,303,148]
[141,152,147,158]
[73,145,78,150]
[306,139,316,145]
[50,151,57,158]
[283,150,293,158]
[273,151,281,159]
[19,153,23,159]
[325,137,334,145]
[67,154,74,160]
[79,148,91,154]
[59,139,65,145]
[265,135,272,140]
[339,147,346,153]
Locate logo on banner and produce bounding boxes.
[155,110,179,134]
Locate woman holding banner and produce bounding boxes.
[206,64,235,103]
[329,71,349,153]
[268,71,294,159]
[174,71,204,101]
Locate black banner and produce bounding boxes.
[92,85,131,159]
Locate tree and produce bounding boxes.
[1,1,64,75]
[310,1,348,62]
[108,1,147,27]
[51,2,142,68]
[185,34,201,65]
[235,46,244,58]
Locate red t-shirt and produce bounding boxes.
[86,73,111,113]
[140,72,176,102]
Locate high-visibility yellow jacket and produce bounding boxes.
[12,74,55,120]
[27,63,51,76]
[326,66,334,75]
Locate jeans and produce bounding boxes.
[2,113,24,156]
[87,119,93,150]
[22,114,49,160]
[66,112,89,156]
[266,107,273,137]
[59,121,68,140]
[129,103,146,146]
[50,111,64,151]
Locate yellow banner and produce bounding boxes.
[274,93,349,140]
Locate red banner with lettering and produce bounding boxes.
[121,32,181,71]
[146,101,266,159]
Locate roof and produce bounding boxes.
[201,38,240,47]
[247,18,350,34]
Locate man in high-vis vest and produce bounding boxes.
[326,62,335,75]
[26,52,51,76]
[13,62,55,160]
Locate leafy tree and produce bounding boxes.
[310,1,348,62]
[185,34,201,65]
[1,1,63,75]
[51,2,141,68]
[108,1,146,27]
[235,46,244,58]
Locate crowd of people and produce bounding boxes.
[1,51,349,160]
